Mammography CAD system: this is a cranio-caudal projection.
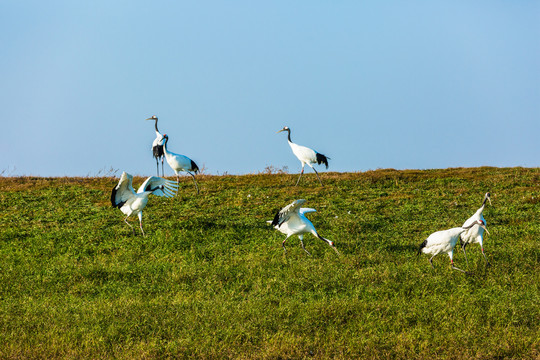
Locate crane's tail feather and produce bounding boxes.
[417,239,427,255]
[191,160,200,174]
[316,153,329,169]
[153,144,164,158]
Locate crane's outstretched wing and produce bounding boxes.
[111,172,136,208]
[299,208,317,215]
[271,199,306,227]
[137,176,178,198]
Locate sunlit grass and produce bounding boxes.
[0,167,538,358]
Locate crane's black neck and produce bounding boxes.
[462,222,479,231]
[285,129,292,142]
[162,137,168,152]
[154,118,159,133]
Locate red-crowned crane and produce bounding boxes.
[417,219,489,273]
[146,115,165,176]
[111,172,178,236]
[161,134,200,194]
[460,192,492,266]
[268,199,339,255]
[277,126,329,186]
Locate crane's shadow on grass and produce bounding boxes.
[462,265,492,280]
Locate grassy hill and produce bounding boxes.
[0,167,538,359]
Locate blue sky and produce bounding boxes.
[1,1,539,177]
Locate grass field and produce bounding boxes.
[0,167,538,359]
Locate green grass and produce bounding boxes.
[0,167,538,359]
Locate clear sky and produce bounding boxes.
[1,1,539,177]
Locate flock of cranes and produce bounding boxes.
[417,192,491,273]
[111,116,492,272]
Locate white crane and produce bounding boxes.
[417,219,489,273]
[146,115,165,177]
[460,192,492,266]
[277,126,329,186]
[111,171,178,236]
[161,134,200,194]
[268,199,339,255]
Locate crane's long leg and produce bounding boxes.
[155,158,160,177]
[451,263,467,273]
[298,235,311,256]
[481,247,491,266]
[124,216,135,236]
[429,255,436,269]
[461,242,469,267]
[161,157,165,177]
[188,172,199,194]
[138,212,145,237]
[450,254,467,273]
[312,166,324,187]
[295,165,305,186]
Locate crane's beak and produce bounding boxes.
[145,117,154,121]
[480,224,490,235]
[277,129,284,134]
[487,195,492,206]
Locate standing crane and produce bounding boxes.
[111,171,178,236]
[268,199,339,255]
[146,115,165,176]
[417,219,489,273]
[460,192,492,266]
[161,134,200,194]
[277,126,329,186]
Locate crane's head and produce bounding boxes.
[476,219,490,235]
[484,192,492,206]
[160,134,169,142]
[277,126,290,134]
[145,115,158,121]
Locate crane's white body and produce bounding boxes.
[146,115,165,176]
[460,192,491,265]
[278,127,329,186]
[164,148,195,174]
[161,134,200,194]
[461,207,487,247]
[269,199,338,255]
[421,227,465,260]
[288,141,319,170]
[111,172,178,235]
[418,219,488,273]
[152,131,164,151]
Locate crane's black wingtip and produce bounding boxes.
[110,185,126,209]
[417,239,427,255]
[191,160,200,174]
[271,210,280,227]
[111,186,119,207]
[316,153,329,169]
